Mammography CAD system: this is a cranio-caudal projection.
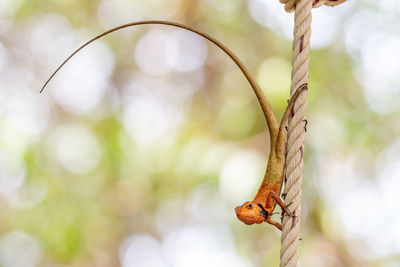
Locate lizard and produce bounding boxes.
[39,20,307,230]
[234,83,306,231]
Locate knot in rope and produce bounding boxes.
[279,0,347,12]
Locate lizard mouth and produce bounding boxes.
[257,203,269,219]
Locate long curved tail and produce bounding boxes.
[40,20,279,138]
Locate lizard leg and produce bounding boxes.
[269,191,297,218]
[275,84,308,158]
[266,217,282,231]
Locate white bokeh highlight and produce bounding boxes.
[360,36,400,114]
[50,40,114,114]
[121,74,189,145]
[165,29,208,72]
[123,93,184,145]
[3,89,51,137]
[0,0,22,35]
[135,29,172,76]
[47,124,102,173]
[344,1,400,114]
[163,224,245,267]
[318,140,400,259]
[219,149,266,203]
[119,225,245,267]
[0,151,26,196]
[120,234,166,267]
[28,14,115,114]
[7,181,48,209]
[0,231,42,267]
[248,0,353,49]
[28,14,75,68]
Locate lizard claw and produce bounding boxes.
[284,210,297,218]
[282,202,297,218]
[303,119,308,132]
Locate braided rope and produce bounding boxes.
[279,1,311,266]
[279,0,347,12]
[277,0,347,266]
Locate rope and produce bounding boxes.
[279,0,347,12]
[277,0,347,266]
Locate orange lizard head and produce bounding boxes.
[235,201,269,225]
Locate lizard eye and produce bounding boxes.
[248,204,253,209]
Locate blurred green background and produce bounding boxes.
[0,0,399,266]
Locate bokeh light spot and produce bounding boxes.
[119,234,166,267]
[219,149,265,203]
[47,124,102,174]
[257,56,291,96]
[135,29,171,76]
[50,40,114,114]
[163,224,245,267]
[0,151,26,196]
[165,29,208,72]
[0,231,42,267]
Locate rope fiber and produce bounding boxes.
[277,1,347,266]
[279,0,347,12]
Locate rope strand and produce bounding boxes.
[279,2,311,266]
[278,0,347,266]
[279,0,347,12]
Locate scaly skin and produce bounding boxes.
[39,20,308,231]
[235,84,307,230]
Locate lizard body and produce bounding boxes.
[234,84,306,230]
[39,20,307,230]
